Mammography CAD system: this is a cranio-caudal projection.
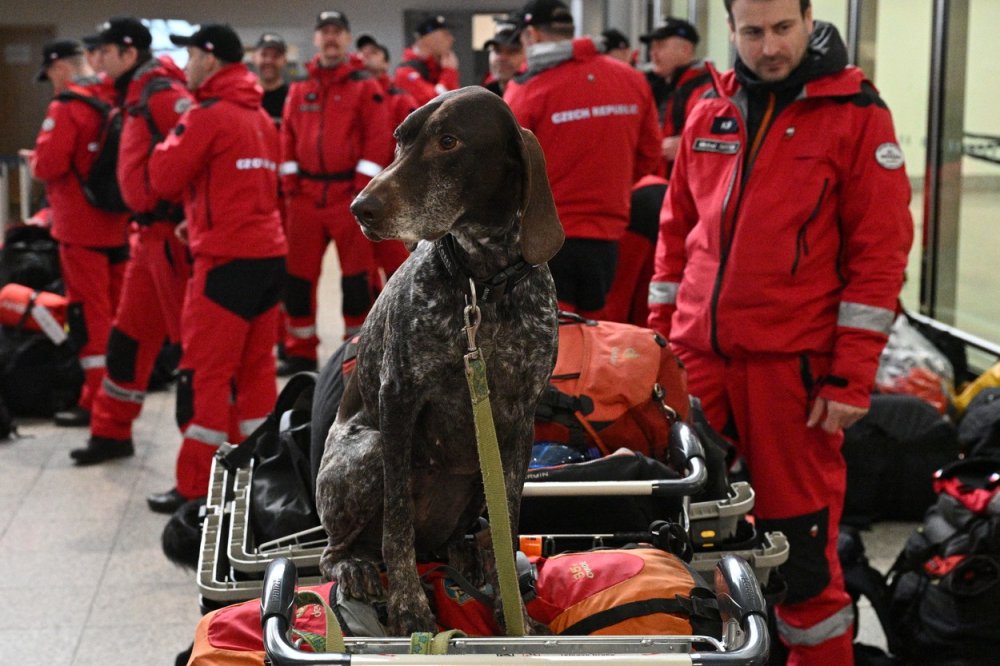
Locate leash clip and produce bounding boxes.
[463,278,482,368]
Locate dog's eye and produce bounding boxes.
[438,135,458,151]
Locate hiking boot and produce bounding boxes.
[147,487,197,514]
[276,356,317,377]
[70,436,134,465]
[54,406,91,427]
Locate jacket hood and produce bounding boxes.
[197,63,262,107]
[734,20,848,93]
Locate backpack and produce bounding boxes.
[0,222,61,292]
[886,457,1000,663]
[56,86,129,213]
[534,313,689,463]
[0,327,82,416]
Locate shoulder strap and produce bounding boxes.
[399,59,430,81]
[130,76,180,145]
[669,71,713,135]
[56,88,111,116]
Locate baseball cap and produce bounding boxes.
[255,32,287,53]
[36,40,83,82]
[518,0,574,29]
[85,16,152,50]
[355,34,377,50]
[414,15,450,37]
[315,10,350,31]
[484,16,521,50]
[601,28,630,51]
[170,24,245,64]
[639,17,700,46]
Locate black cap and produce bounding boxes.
[81,34,101,51]
[86,16,152,50]
[414,15,450,37]
[518,0,574,29]
[601,28,629,51]
[170,24,244,64]
[255,32,287,54]
[355,34,377,50]
[484,16,521,50]
[315,10,350,31]
[37,40,83,82]
[639,18,700,46]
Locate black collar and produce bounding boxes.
[436,234,536,304]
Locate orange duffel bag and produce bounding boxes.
[0,283,68,341]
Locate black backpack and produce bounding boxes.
[56,87,129,214]
[886,457,1000,664]
[0,327,83,416]
[0,223,61,292]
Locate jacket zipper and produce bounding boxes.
[317,84,330,208]
[791,178,829,275]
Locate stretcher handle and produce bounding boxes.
[262,557,350,665]
[691,555,770,666]
[522,421,707,498]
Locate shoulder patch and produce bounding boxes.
[407,72,420,81]
[174,97,192,114]
[41,117,55,132]
[875,142,904,170]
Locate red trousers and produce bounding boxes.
[675,345,854,666]
[59,242,127,411]
[599,229,654,326]
[90,223,191,440]
[283,182,375,360]
[175,255,284,499]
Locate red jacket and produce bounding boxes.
[392,48,459,106]
[661,61,714,138]
[375,72,418,131]
[504,38,661,241]
[280,55,394,197]
[30,77,129,247]
[647,62,914,408]
[118,56,193,216]
[149,64,286,259]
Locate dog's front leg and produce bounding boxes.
[380,385,437,636]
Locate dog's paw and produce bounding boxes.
[327,557,384,602]
[387,597,438,636]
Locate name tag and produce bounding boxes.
[693,138,740,155]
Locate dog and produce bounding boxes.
[315,86,563,636]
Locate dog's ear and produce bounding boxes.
[517,128,564,265]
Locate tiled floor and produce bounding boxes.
[0,247,914,664]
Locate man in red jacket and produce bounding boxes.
[69,16,194,466]
[147,24,287,512]
[29,39,130,428]
[647,1,913,662]
[639,18,712,174]
[504,0,660,318]
[393,14,460,106]
[278,11,394,376]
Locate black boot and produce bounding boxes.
[70,436,134,465]
[147,488,195,514]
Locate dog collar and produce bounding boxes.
[437,234,536,304]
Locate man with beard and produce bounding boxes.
[69,16,195,470]
[647,1,913,662]
[278,11,393,375]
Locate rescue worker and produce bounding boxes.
[639,18,712,172]
[70,16,194,466]
[504,0,660,318]
[393,14,460,106]
[147,24,287,512]
[253,32,289,128]
[600,28,634,65]
[28,39,130,428]
[647,1,914,662]
[482,16,524,97]
[278,10,393,376]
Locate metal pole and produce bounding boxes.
[0,163,9,231]
[18,155,32,222]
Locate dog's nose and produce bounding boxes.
[350,194,383,227]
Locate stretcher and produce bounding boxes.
[260,555,771,665]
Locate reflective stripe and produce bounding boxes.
[102,377,145,405]
[648,281,680,306]
[278,161,299,176]
[776,603,854,647]
[434,83,449,96]
[838,301,895,335]
[184,423,228,447]
[80,355,106,370]
[240,417,267,437]
[355,159,383,178]
[287,324,316,339]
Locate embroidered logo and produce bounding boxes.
[174,98,192,114]
[711,116,738,134]
[41,117,55,132]
[875,142,904,170]
[693,138,740,155]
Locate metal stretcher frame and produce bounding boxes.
[260,556,770,666]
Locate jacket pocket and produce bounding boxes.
[790,178,829,275]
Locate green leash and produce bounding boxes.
[462,284,527,637]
